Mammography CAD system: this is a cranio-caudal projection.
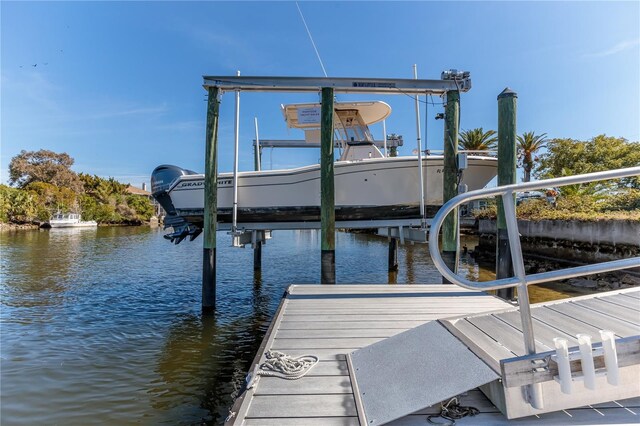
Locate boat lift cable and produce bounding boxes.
[413,65,427,227]
[254,117,261,171]
[295,2,328,78]
[382,119,388,157]
[232,70,241,234]
[424,88,429,208]
[395,88,445,106]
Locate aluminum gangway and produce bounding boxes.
[425,166,640,417]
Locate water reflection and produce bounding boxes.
[0,227,584,425]
[1,229,80,307]
[146,251,272,424]
[150,313,221,423]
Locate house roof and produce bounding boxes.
[126,185,151,196]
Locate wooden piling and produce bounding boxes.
[254,240,262,271]
[253,142,262,272]
[320,87,336,284]
[388,237,398,272]
[496,88,518,300]
[442,89,460,283]
[203,86,220,313]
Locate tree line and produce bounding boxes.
[2,135,638,225]
[460,131,639,221]
[459,128,547,183]
[0,150,154,225]
[459,130,639,191]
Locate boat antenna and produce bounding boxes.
[296,2,328,78]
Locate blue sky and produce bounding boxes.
[2,1,639,188]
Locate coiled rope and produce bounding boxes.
[256,350,319,379]
[427,397,479,425]
[232,351,319,422]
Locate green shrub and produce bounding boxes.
[0,185,13,223]
[473,204,497,219]
[600,189,640,212]
[3,166,155,225]
[472,192,640,222]
[126,195,154,221]
[6,189,38,223]
[93,204,121,223]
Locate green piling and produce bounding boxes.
[442,89,460,283]
[202,86,220,313]
[320,87,336,284]
[496,88,518,300]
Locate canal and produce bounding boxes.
[0,227,590,424]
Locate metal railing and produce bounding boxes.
[428,166,640,408]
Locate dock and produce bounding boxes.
[226,285,640,425]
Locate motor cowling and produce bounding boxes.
[150,165,198,215]
[151,164,197,194]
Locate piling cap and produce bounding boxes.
[497,87,518,100]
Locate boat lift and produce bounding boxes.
[217,74,468,247]
[200,72,470,309]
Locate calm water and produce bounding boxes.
[0,227,582,425]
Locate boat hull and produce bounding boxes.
[175,204,442,225]
[154,156,497,226]
[48,221,98,228]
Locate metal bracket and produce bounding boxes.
[500,334,639,389]
[231,230,272,248]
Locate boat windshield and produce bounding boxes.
[282,101,390,146]
[53,213,79,220]
[334,109,374,144]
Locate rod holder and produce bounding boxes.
[528,383,544,410]
[577,334,596,390]
[599,330,619,386]
[553,337,573,394]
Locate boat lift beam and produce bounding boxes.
[202,74,471,95]
[218,218,425,232]
[253,138,403,149]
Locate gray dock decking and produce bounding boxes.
[228,285,640,425]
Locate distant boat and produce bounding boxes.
[45,213,97,228]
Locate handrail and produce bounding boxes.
[429,166,640,291]
[428,166,640,409]
[426,149,497,156]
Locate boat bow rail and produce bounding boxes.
[428,166,640,409]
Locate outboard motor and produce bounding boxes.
[151,165,201,244]
[151,165,198,215]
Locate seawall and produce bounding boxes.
[475,219,640,289]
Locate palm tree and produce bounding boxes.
[458,128,498,151]
[517,131,547,182]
